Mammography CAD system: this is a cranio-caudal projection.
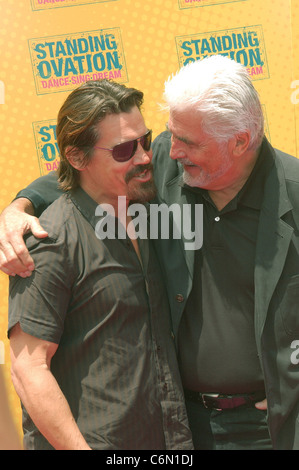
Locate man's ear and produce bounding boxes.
[65,146,86,171]
[231,132,251,157]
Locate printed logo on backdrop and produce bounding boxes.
[178,0,247,9]
[33,120,59,175]
[31,0,117,11]
[176,25,269,80]
[28,28,128,95]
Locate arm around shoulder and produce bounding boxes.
[0,171,62,277]
[15,171,61,217]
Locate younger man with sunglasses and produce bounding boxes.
[7,80,193,450]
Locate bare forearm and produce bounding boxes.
[6,198,35,216]
[12,366,91,450]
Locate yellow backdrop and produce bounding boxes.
[0,0,298,446]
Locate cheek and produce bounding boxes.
[186,150,207,166]
[194,147,221,165]
[114,165,132,185]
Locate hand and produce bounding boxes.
[255,398,267,410]
[0,199,48,277]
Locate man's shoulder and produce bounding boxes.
[152,131,172,164]
[152,131,182,193]
[153,130,171,145]
[269,145,299,214]
[25,193,76,250]
[275,148,299,183]
[39,193,74,233]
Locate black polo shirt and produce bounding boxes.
[178,146,274,394]
[8,187,193,450]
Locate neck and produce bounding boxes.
[80,180,130,214]
[208,186,243,211]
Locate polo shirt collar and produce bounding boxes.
[68,186,99,230]
[68,186,151,231]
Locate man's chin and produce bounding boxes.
[128,180,157,203]
[183,170,204,188]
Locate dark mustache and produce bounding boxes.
[125,163,154,183]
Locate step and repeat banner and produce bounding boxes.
[0,0,298,445]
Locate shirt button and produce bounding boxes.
[171,331,175,340]
[175,294,184,303]
[214,216,220,222]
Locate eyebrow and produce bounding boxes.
[166,123,196,146]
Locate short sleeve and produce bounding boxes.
[8,228,73,344]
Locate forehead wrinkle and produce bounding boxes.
[166,122,196,146]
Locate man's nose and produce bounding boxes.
[170,141,186,160]
[132,143,152,164]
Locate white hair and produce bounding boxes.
[163,55,264,150]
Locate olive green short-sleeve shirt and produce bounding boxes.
[8,187,193,450]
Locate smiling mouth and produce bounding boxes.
[178,158,196,167]
[182,163,198,172]
[126,164,153,184]
[133,168,152,181]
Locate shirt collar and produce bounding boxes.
[68,186,101,230]
[68,186,151,231]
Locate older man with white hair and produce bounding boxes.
[152,55,299,450]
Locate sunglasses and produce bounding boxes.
[94,129,152,162]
